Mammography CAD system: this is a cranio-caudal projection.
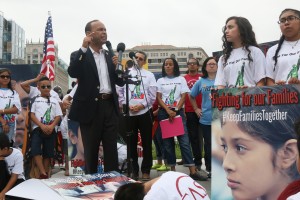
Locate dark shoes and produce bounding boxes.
[132,172,139,181]
[207,172,211,179]
[190,172,208,181]
[141,173,150,181]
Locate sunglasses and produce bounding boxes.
[40,85,51,89]
[0,75,11,79]
[136,57,144,61]
[187,62,198,66]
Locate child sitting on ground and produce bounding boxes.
[0,134,25,199]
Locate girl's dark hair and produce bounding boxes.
[273,9,300,69]
[220,85,300,180]
[222,16,258,66]
[202,57,217,78]
[0,68,14,94]
[0,134,10,149]
[114,183,145,200]
[161,58,180,77]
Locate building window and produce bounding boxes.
[178,58,187,63]
[170,54,176,59]
[188,53,194,59]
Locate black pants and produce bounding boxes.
[80,99,119,174]
[0,160,10,191]
[186,112,203,166]
[0,160,24,192]
[128,110,153,174]
[200,123,211,171]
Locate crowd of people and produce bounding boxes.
[0,7,299,200]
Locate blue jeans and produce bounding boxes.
[153,122,165,161]
[158,109,194,167]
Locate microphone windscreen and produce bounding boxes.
[117,43,126,52]
[129,52,136,59]
[105,41,112,49]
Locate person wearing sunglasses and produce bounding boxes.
[20,73,62,106]
[215,16,266,89]
[29,76,62,179]
[178,58,203,170]
[266,8,300,85]
[117,50,157,181]
[0,68,21,147]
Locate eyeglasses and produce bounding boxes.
[40,85,51,89]
[187,62,198,66]
[136,57,144,61]
[0,75,11,79]
[207,63,217,66]
[278,15,300,24]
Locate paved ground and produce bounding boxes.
[51,158,211,198]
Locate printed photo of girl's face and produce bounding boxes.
[220,120,293,200]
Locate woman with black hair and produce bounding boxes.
[215,16,266,89]
[156,58,207,181]
[266,8,300,85]
[0,69,21,146]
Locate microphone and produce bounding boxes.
[129,52,139,68]
[116,43,126,77]
[105,41,115,56]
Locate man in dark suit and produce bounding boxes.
[68,20,124,174]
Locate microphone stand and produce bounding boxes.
[122,70,141,179]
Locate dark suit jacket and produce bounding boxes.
[68,47,124,124]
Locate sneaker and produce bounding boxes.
[156,164,170,171]
[190,172,208,181]
[151,163,162,169]
[142,173,150,181]
[176,160,184,165]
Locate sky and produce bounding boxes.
[1,0,300,63]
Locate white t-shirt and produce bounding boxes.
[5,148,25,180]
[119,68,157,116]
[266,40,300,83]
[29,86,62,103]
[157,76,190,108]
[287,191,300,200]
[215,46,266,88]
[30,96,63,130]
[144,171,210,200]
[0,89,21,125]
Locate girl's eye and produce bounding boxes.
[236,145,247,152]
[220,144,228,153]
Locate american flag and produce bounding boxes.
[40,15,55,81]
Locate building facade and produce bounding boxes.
[25,41,69,95]
[0,13,25,64]
[122,45,208,79]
